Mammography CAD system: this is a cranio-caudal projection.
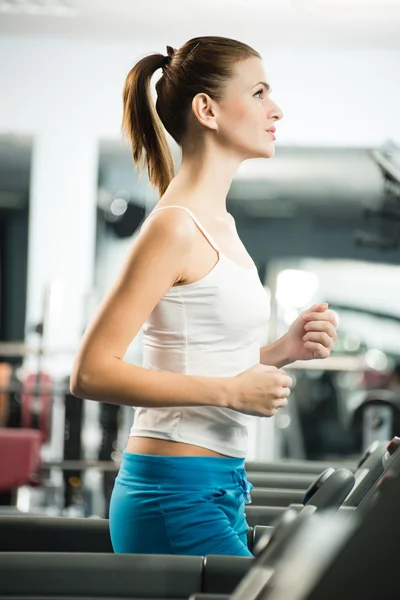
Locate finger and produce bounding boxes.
[304,303,328,316]
[304,321,337,340]
[262,365,280,373]
[274,397,289,409]
[275,374,292,387]
[303,309,337,327]
[282,375,293,388]
[268,408,279,417]
[313,303,329,312]
[303,331,334,349]
[272,387,288,399]
[325,309,339,328]
[277,387,291,398]
[303,341,331,359]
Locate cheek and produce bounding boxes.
[224,104,247,129]
[222,102,260,137]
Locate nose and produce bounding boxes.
[268,99,283,122]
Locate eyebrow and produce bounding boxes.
[254,81,272,92]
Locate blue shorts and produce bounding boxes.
[109,451,254,557]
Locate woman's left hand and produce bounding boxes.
[283,303,338,363]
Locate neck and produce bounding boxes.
[165,138,242,218]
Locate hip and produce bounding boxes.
[116,449,252,502]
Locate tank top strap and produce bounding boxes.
[145,205,221,254]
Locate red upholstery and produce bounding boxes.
[21,372,52,443]
[0,428,42,492]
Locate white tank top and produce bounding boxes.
[129,206,270,458]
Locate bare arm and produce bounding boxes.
[260,336,293,369]
[70,209,233,409]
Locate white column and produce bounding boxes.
[252,418,277,462]
[25,132,98,377]
[251,261,279,462]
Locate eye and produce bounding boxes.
[254,89,264,99]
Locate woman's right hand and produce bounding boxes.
[229,364,292,417]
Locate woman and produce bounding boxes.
[71,36,337,557]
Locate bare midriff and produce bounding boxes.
[125,436,228,457]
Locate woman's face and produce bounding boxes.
[215,57,283,160]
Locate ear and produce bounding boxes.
[191,93,218,131]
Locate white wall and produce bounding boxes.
[1,36,399,143]
[1,35,400,373]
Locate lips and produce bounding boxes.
[266,128,276,140]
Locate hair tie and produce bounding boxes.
[162,45,176,69]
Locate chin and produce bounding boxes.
[262,150,275,159]
[251,146,275,160]
[237,141,276,161]
[247,141,276,160]
[263,143,276,159]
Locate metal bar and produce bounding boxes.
[0,342,30,357]
[287,355,369,371]
[42,460,120,472]
[0,383,70,394]
[0,342,76,357]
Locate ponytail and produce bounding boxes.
[121,53,175,198]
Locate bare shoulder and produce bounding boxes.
[140,205,199,241]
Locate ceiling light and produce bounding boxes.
[295,0,400,8]
[0,0,79,15]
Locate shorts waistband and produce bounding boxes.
[117,451,247,489]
